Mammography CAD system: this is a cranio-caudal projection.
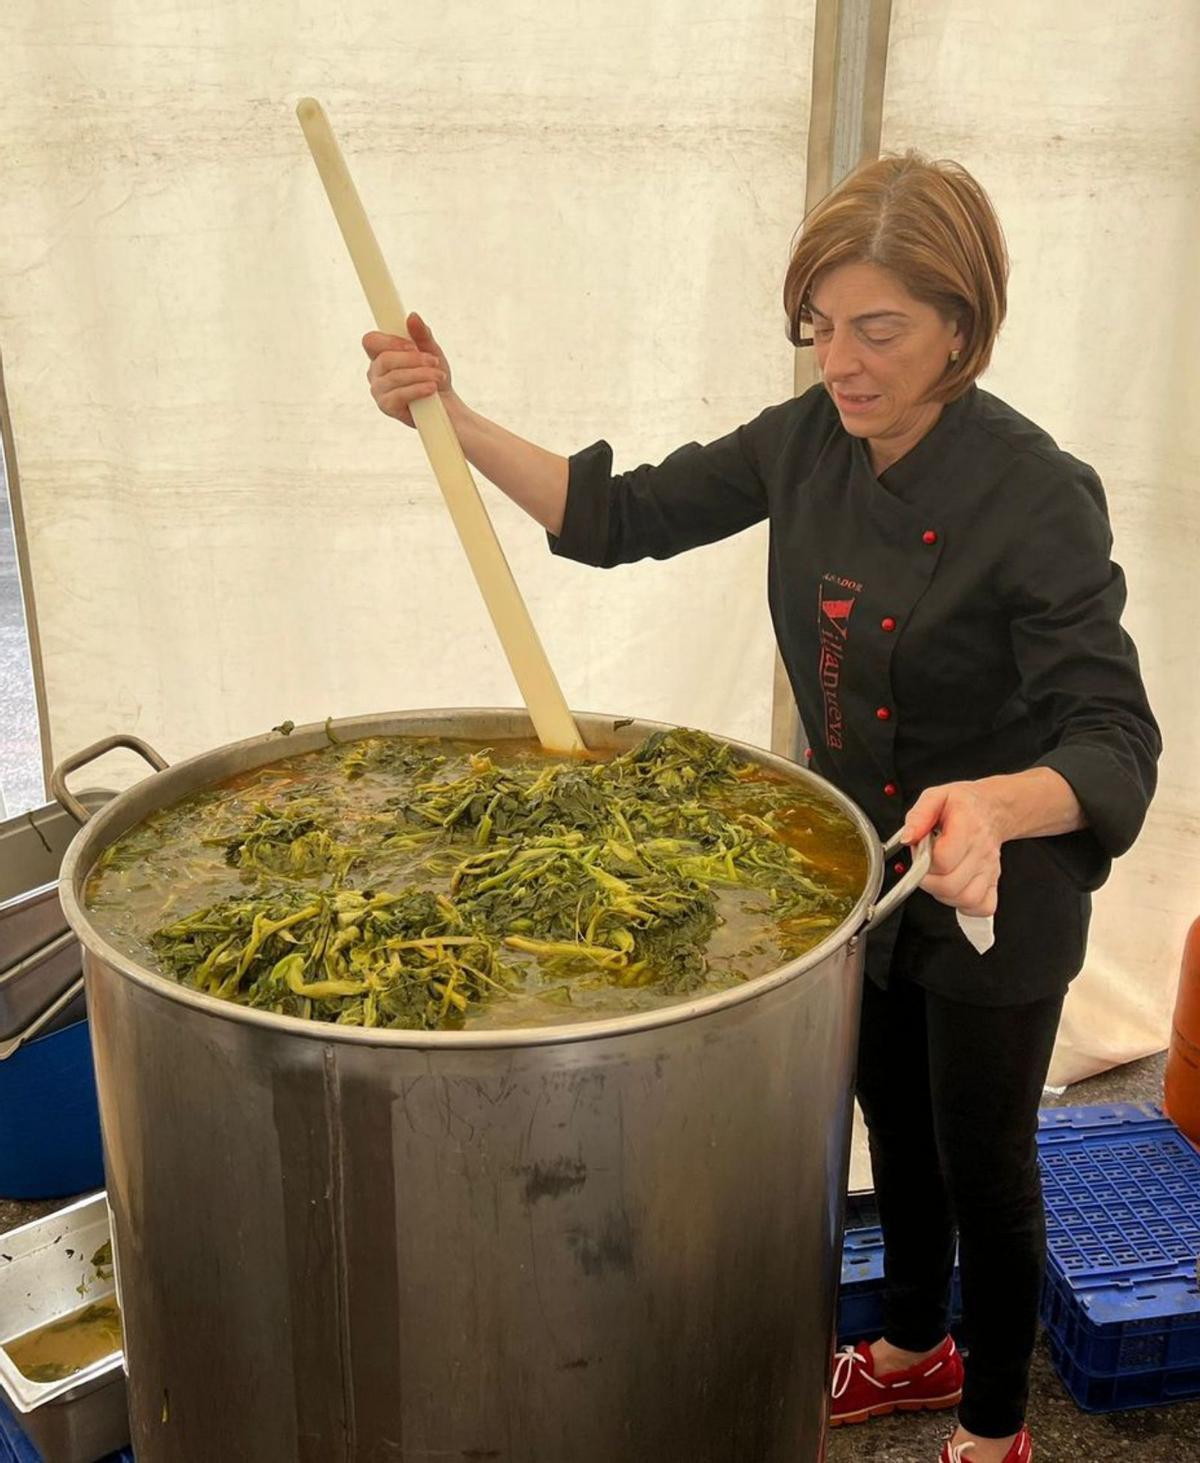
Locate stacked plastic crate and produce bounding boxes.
[838,1103,1200,1412]
[837,1191,963,1347]
[837,1191,886,1347]
[1037,1103,1200,1412]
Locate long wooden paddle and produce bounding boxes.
[296,98,585,754]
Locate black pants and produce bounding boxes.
[856,964,1065,1438]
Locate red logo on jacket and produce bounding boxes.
[818,574,861,751]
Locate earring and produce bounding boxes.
[949,349,961,364]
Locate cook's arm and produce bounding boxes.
[1003,460,1161,858]
[547,386,836,568]
[364,319,570,533]
[450,402,569,535]
[363,319,816,566]
[902,457,1159,917]
[971,766,1085,840]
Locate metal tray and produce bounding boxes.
[0,936,83,1044]
[0,1194,128,1463]
[0,793,113,973]
[37,987,88,1041]
[0,978,85,1063]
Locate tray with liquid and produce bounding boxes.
[0,1194,128,1462]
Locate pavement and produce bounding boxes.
[0,454,43,818]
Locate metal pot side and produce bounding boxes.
[59,709,881,1463]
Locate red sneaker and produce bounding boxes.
[939,1425,1032,1461]
[830,1335,964,1426]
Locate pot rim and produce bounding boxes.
[58,708,883,1050]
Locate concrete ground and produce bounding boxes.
[830,1051,1200,1463]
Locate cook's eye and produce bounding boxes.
[812,325,834,340]
[863,334,897,347]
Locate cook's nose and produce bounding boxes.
[821,326,863,383]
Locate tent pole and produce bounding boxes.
[0,354,53,800]
[770,0,894,759]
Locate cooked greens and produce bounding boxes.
[85,728,867,1031]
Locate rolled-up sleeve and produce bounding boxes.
[547,402,798,568]
[1003,460,1161,857]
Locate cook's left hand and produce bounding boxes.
[900,781,1005,917]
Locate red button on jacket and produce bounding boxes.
[884,782,898,797]
[876,707,892,721]
[881,616,897,632]
[922,529,938,545]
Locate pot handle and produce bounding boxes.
[861,830,934,932]
[51,734,170,825]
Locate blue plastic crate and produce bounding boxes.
[1043,1266,1200,1374]
[838,1220,962,1346]
[1033,1103,1200,1412]
[837,1105,1200,1401]
[1037,1103,1177,1146]
[838,1193,883,1343]
[1045,1326,1200,1413]
[0,1394,132,1462]
[1036,1105,1200,1285]
[838,1223,885,1344]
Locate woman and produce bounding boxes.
[362,153,1160,1463]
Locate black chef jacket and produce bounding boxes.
[549,384,1161,1005]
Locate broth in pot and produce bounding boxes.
[85,728,867,1032]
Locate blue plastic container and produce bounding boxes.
[0,1017,104,1199]
[1045,1324,1200,1413]
[838,1102,1200,1406]
[1043,1267,1200,1374]
[1037,1102,1175,1147]
[838,1192,963,1346]
[1038,1107,1200,1284]
[838,1223,887,1344]
[1034,1103,1200,1412]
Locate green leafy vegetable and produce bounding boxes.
[91,728,865,1032]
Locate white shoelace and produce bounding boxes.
[945,1432,1029,1462]
[831,1345,887,1400]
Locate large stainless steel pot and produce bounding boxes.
[54,710,929,1463]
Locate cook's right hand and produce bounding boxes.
[363,312,453,427]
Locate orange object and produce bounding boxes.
[1164,916,1200,1144]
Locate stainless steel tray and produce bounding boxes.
[0,934,84,1043]
[0,1193,129,1462]
[0,791,113,972]
[38,986,88,1040]
[0,976,85,1062]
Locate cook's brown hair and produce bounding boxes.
[783,151,1009,401]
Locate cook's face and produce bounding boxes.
[807,262,964,451]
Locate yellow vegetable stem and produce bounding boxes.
[503,934,628,970]
[278,952,366,1001]
[235,904,322,977]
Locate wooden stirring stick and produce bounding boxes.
[296,98,585,755]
